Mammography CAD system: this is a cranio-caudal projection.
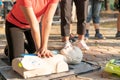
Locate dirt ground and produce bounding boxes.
[50,22,120,80]
[0,21,120,80]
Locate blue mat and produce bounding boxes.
[0,58,101,80]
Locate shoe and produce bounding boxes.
[73,40,89,50]
[115,32,120,39]
[69,33,77,43]
[95,33,103,39]
[85,33,89,40]
[62,42,73,49]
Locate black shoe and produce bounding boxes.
[95,33,103,39]
[69,33,77,43]
[115,32,120,39]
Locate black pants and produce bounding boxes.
[60,0,87,36]
[5,20,36,64]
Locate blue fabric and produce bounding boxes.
[86,0,102,23]
[0,1,3,6]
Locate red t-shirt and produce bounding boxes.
[6,0,59,29]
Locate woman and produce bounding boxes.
[5,0,59,64]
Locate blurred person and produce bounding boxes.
[0,0,3,20]
[114,0,120,38]
[60,0,89,50]
[85,0,104,40]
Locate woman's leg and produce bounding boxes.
[74,0,86,35]
[5,21,25,64]
[60,0,72,42]
[85,0,93,39]
[93,0,102,25]
[60,0,73,49]
[24,29,36,53]
[115,12,120,38]
[93,0,103,39]
[74,0,89,50]
[115,0,120,38]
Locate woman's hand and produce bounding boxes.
[36,48,53,58]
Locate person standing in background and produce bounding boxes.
[85,0,104,40]
[60,0,89,50]
[114,0,120,38]
[0,0,3,20]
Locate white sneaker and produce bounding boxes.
[73,40,89,50]
[63,42,73,49]
[61,42,73,54]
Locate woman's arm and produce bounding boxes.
[40,3,58,57]
[20,2,59,58]
[20,6,41,52]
